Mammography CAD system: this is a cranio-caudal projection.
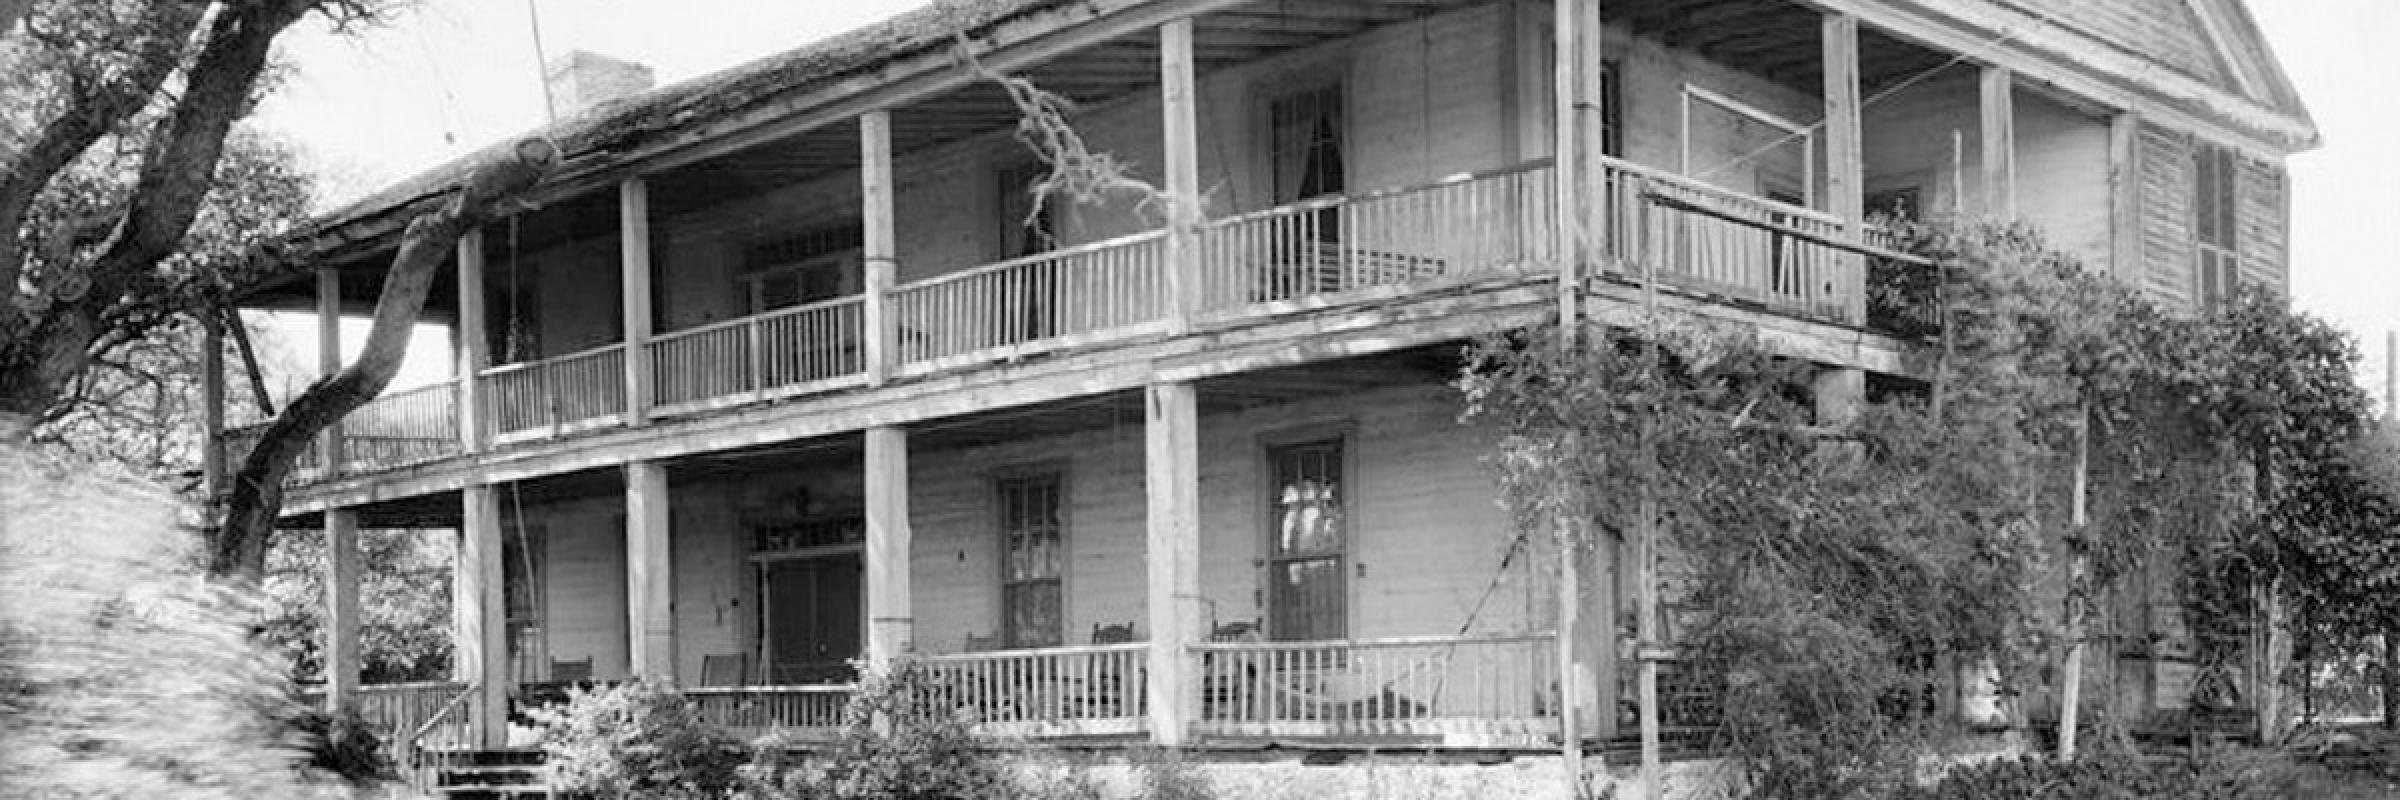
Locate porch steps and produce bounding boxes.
[425,748,551,799]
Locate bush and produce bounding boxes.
[291,704,393,786]
[1901,743,2398,800]
[744,659,1021,800]
[535,678,752,799]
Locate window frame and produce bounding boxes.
[1258,423,1359,642]
[2192,140,2242,308]
[994,465,1070,650]
[1255,68,1350,209]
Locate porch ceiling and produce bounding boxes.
[1619,0,1953,95]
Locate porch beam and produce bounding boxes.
[621,178,655,425]
[1822,12,1866,324]
[316,267,342,475]
[458,484,509,748]
[1143,380,1200,746]
[626,460,675,681]
[323,508,361,711]
[861,111,897,386]
[864,425,913,665]
[457,229,488,453]
[1160,18,1199,332]
[1980,65,2017,217]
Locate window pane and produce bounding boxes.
[999,474,1065,648]
[1004,580,1062,648]
[1271,441,1344,556]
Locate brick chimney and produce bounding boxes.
[543,50,654,119]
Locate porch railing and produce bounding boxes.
[685,684,855,738]
[1198,162,1556,309]
[299,681,476,793]
[920,642,1150,736]
[1190,632,1557,742]
[1598,156,1860,322]
[650,296,868,415]
[890,231,1170,369]
[337,381,460,472]
[479,343,626,441]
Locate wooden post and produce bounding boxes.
[1823,12,1866,323]
[1144,381,1200,746]
[1979,66,2017,217]
[200,313,225,496]
[864,425,913,666]
[1553,0,1606,344]
[625,460,674,681]
[2108,113,2143,284]
[2059,404,2090,760]
[1554,517,1586,774]
[457,229,489,453]
[324,508,361,711]
[458,484,510,748]
[316,267,342,475]
[860,111,898,386]
[1161,18,1200,330]
[1634,496,1662,800]
[621,178,654,426]
[1814,367,1865,429]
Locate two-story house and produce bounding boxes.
[214,0,2313,776]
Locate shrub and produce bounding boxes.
[291,704,393,786]
[745,659,1020,800]
[535,678,752,799]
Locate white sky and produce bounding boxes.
[249,0,2400,407]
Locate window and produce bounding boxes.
[2193,142,2240,308]
[994,165,1059,341]
[1267,83,1346,207]
[1267,438,1346,641]
[998,473,1065,649]
[741,224,863,314]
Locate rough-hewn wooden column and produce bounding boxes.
[1144,381,1200,746]
[860,111,897,386]
[621,178,654,425]
[323,508,360,711]
[457,484,509,747]
[1823,12,1866,324]
[625,460,675,681]
[1980,66,2017,217]
[316,267,342,474]
[1160,18,1200,330]
[2108,113,2143,285]
[457,229,488,453]
[864,425,913,666]
[200,313,225,495]
[1553,0,1607,336]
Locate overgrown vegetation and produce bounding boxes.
[535,679,753,799]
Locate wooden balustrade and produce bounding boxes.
[1598,156,1860,321]
[650,296,867,415]
[337,381,460,473]
[301,681,477,793]
[1197,163,1557,309]
[1190,633,1557,742]
[478,343,627,442]
[920,642,1150,736]
[888,232,1169,369]
[685,684,855,737]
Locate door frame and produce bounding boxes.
[752,542,866,685]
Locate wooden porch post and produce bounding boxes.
[324,508,361,711]
[621,178,654,426]
[1160,18,1200,329]
[1980,66,2017,217]
[316,267,342,475]
[861,111,898,386]
[625,460,675,681]
[1554,0,1607,340]
[864,425,914,666]
[1823,12,1867,324]
[457,229,488,453]
[1144,381,1200,746]
[200,313,225,496]
[458,484,510,748]
[2108,113,2144,285]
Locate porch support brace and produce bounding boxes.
[316,267,343,475]
[2107,112,2144,285]
[625,460,675,681]
[1822,12,1866,324]
[1813,366,1865,429]
[458,484,510,748]
[457,229,488,453]
[1553,0,1608,340]
[1979,66,2017,217]
[1143,380,1200,746]
[861,111,898,386]
[621,178,654,426]
[323,508,361,711]
[864,425,914,665]
[1160,18,1199,331]
[201,313,225,496]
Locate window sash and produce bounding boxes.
[998,473,1065,648]
[1267,439,1346,641]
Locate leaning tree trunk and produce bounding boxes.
[212,138,558,581]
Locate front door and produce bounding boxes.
[764,552,862,684]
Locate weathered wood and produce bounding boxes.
[1160,17,1199,332]
[1635,495,1661,800]
[2108,113,2144,285]
[1553,0,1604,342]
[621,178,654,425]
[626,460,675,681]
[1822,12,1865,323]
[1813,367,1865,428]
[861,112,897,386]
[458,484,509,748]
[323,508,360,711]
[864,425,913,665]
[456,229,488,453]
[2059,405,2089,759]
[1980,66,2017,217]
[317,267,344,475]
[1143,380,1199,746]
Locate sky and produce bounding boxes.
[249,0,2400,408]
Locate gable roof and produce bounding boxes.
[2001,0,2310,122]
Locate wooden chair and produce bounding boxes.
[1078,623,1140,717]
[699,653,750,688]
[1090,622,1138,645]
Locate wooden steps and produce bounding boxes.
[423,749,550,799]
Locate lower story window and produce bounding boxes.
[1268,438,1347,641]
[999,473,1065,648]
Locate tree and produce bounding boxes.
[261,525,454,684]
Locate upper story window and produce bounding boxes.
[741,224,862,314]
[996,164,1057,260]
[1267,82,1346,206]
[1267,437,1347,641]
[2193,142,2240,308]
[998,471,1066,649]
